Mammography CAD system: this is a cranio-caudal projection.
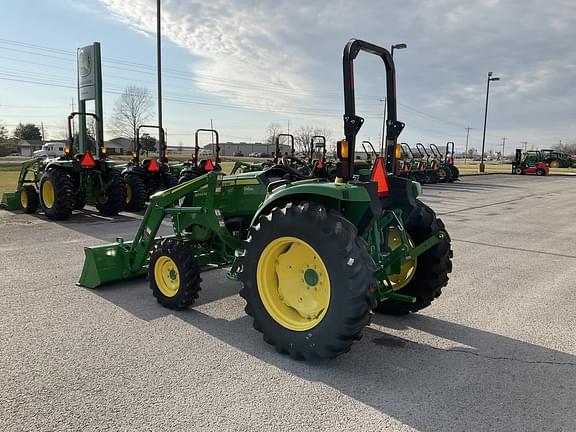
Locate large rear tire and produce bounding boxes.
[448,165,460,181]
[239,202,376,361]
[375,200,452,315]
[124,174,147,212]
[96,172,127,216]
[39,168,74,220]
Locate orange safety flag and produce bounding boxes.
[79,151,96,168]
[370,157,389,197]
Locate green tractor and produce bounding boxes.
[122,125,181,211]
[415,143,440,184]
[444,141,460,181]
[540,148,573,168]
[430,143,454,182]
[79,39,452,360]
[178,128,222,184]
[3,112,126,219]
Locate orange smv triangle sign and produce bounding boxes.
[370,157,389,197]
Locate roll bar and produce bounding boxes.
[340,39,405,179]
[274,133,295,163]
[416,143,430,160]
[445,141,455,162]
[429,143,443,159]
[401,143,415,160]
[310,135,326,161]
[194,129,220,167]
[135,125,167,163]
[67,112,103,157]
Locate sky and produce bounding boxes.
[1,0,575,153]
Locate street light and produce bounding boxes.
[380,43,407,154]
[480,71,500,173]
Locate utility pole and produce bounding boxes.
[464,127,472,164]
[41,122,45,143]
[501,137,506,161]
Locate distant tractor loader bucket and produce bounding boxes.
[0,192,22,211]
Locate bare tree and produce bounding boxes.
[294,125,333,156]
[265,122,282,145]
[553,142,576,154]
[112,86,153,145]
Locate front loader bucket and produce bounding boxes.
[78,241,146,289]
[0,192,22,211]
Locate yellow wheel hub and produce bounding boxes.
[154,256,180,297]
[257,236,330,331]
[97,193,109,205]
[387,226,417,290]
[126,184,133,204]
[20,190,28,208]
[41,180,55,209]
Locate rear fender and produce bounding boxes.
[249,180,373,228]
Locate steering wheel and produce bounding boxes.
[281,156,312,176]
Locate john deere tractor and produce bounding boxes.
[79,39,452,361]
[122,125,181,211]
[3,112,126,220]
[178,128,222,184]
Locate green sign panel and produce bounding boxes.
[78,45,96,101]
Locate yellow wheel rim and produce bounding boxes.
[126,184,133,204]
[256,236,331,332]
[387,227,417,290]
[20,190,28,208]
[154,256,180,297]
[550,160,560,168]
[97,194,109,205]
[41,180,55,209]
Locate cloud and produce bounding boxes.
[99,0,576,146]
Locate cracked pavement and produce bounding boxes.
[1,174,575,431]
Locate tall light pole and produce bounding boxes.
[156,0,165,158]
[480,71,500,173]
[380,43,407,155]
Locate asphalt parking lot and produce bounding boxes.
[1,174,575,432]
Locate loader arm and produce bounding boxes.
[79,171,239,288]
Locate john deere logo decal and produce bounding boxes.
[79,50,92,77]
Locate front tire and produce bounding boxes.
[148,239,202,310]
[536,168,546,176]
[239,202,376,361]
[19,185,39,214]
[375,200,452,315]
[39,168,74,220]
